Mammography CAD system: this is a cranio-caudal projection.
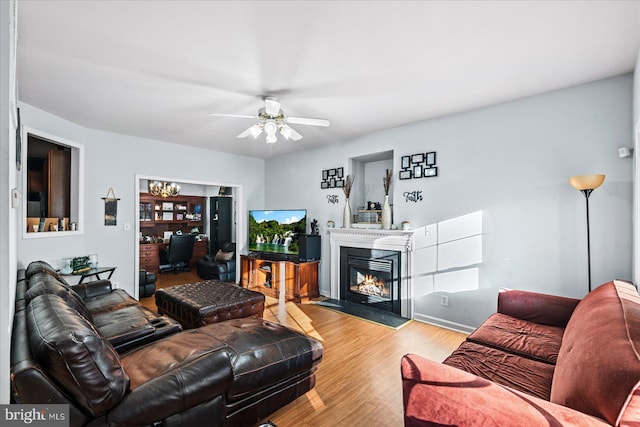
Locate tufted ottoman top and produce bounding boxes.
[155,280,265,329]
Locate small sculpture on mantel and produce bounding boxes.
[310,218,319,235]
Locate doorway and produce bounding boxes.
[134,175,243,300]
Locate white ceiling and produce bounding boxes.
[17,1,640,159]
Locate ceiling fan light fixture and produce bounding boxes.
[266,134,277,144]
[264,119,278,135]
[280,125,292,139]
[248,124,263,138]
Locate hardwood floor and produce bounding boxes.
[141,271,468,427]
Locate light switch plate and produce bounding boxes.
[11,188,20,208]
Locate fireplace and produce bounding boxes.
[340,247,401,314]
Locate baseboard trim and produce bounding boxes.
[413,313,475,334]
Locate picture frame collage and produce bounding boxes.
[321,167,345,189]
[399,152,437,180]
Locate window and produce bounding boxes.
[22,127,83,238]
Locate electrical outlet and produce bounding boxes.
[440,295,449,307]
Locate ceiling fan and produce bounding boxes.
[209,97,330,144]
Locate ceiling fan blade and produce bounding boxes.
[209,113,257,119]
[286,116,330,127]
[280,124,303,141]
[237,124,263,139]
[264,98,281,117]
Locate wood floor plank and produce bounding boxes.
[140,271,468,426]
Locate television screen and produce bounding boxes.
[249,209,307,255]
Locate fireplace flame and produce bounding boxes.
[357,274,386,296]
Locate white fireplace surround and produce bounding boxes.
[328,227,426,318]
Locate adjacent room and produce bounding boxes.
[2,1,640,426]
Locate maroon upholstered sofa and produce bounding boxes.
[402,280,640,426]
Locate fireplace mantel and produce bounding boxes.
[328,227,426,318]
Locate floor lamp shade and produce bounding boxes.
[569,174,605,293]
[569,174,605,191]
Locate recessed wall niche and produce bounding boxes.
[348,150,393,216]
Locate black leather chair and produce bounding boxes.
[139,269,156,298]
[160,234,195,274]
[196,242,236,282]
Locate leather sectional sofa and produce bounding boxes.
[11,261,323,427]
[402,280,640,426]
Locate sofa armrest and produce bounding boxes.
[497,288,580,327]
[401,354,608,427]
[108,349,233,424]
[71,280,113,299]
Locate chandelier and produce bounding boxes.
[149,181,180,198]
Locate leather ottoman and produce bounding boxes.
[155,279,265,329]
[202,317,323,426]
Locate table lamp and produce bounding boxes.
[569,174,605,292]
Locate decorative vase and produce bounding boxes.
[343,198,352,228]
[381,195,391,230]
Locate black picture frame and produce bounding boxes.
[337,167,344,178]
[425,167,438,177]
[411,153,424,164]
[322,170,328,180]
[413,165,423,178]
[399,170,411,180]
[426,151,436,166]
[335,179,345,188]
[321,181,329,189]
[328,168,336,176]
[401,156,410,169]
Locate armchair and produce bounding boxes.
[196,242,236,282]
[160,234,195,274]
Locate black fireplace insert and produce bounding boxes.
[340,246,401,314]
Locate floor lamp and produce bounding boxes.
[569,174,605,292]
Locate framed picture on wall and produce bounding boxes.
[413,165,423,178]
[424,167,438,177]
[411,153,424,164]
[401,156,410,169]
[426,151,436,166]
[399,170,412,180]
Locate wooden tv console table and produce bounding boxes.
[240,255,319,303]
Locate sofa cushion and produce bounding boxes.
[551,281,640,425]
[443,341,555,400]
[468,313,564,364]
[92,306,156,347]
[25,260,68,284]
[214,250,235,262]
[27,294,129,416]
[83,288,140,314]
[26,273,93,321]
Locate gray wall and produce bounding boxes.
[17,103,266,298]
[266,74,634,330]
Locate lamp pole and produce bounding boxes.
[581,189,594,292]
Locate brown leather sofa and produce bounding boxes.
[401,280,640,426]
[11,261,324,427]
[23,261,181,352]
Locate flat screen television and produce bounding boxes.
[248,209,307,257]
